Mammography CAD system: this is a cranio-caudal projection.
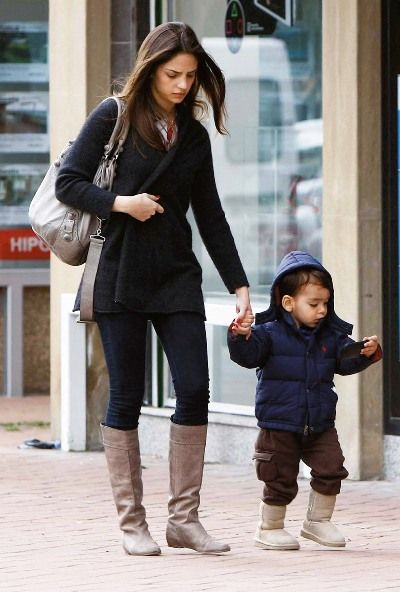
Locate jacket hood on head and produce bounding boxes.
[255,250,352,334]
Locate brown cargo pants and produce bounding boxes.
[253,427,349,506]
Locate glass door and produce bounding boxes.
[163,0,322,412]
[382,0,400,435]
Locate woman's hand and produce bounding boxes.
[234,286,253,323]
[112,193,164,221]
[232,287,253,340]
[230,310,254,339]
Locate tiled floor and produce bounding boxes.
[1,396,399,592]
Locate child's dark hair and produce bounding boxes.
[279,268,332,299]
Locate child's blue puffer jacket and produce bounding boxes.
[228,251,381,434]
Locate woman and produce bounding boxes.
[56,22,252,556]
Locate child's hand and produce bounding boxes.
[230,312,254,340]
[361,335,379,357]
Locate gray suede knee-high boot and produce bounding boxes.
[166,423,230,554]
[101,424,161,556]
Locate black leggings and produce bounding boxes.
[96,311,210,429]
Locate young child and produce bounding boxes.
[228,251,382,550]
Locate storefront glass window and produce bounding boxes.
[0,1,50,268]
[169,0,322,411]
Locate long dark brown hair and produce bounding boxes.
[118,22,227,150]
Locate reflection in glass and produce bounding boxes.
[207,324,256,407]
[170,0,322,410]
[196,1,322,299]
[0,18,49,268]
[165,323,257,410]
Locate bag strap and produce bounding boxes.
[79,236,104,322]
[104,96,130,156]
[79,96,128,323]
[93,96,130,189]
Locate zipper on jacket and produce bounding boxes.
[304,411,310,436]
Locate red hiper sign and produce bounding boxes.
[0,228,50,260]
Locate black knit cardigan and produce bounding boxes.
[55,98,249,316]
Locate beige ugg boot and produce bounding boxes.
[254,501,300,550]
[300,489,345,547]
[101,424,161,556]
[166,423,230,554]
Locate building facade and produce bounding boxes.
[2,0,399,479]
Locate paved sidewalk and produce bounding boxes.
[1,397,400,592]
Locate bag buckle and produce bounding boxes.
[89,217,105,241]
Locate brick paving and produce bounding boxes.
[1,396,400,592]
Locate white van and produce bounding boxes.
[198,36,298,291]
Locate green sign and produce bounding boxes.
[225,0,244,53]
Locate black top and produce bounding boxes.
[55,98,249,317]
